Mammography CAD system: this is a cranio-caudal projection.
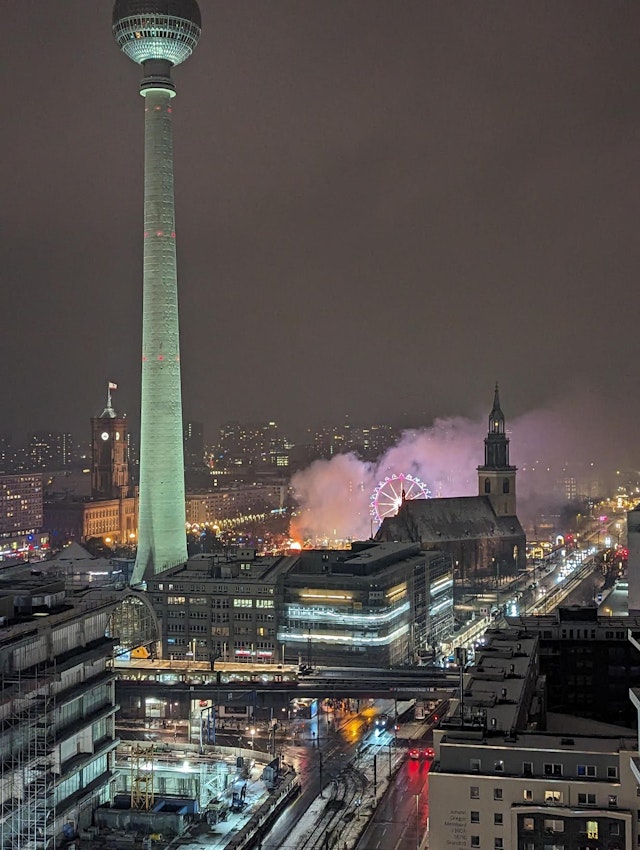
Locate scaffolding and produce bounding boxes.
[0,663,56,850]
[130,745,155,811]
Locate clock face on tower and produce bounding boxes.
[101,432,109,441]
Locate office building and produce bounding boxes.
[146,540,453,667]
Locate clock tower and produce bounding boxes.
[91,385,130,500]
[477,383,517,516]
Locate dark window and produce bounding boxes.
[485,477,491,494]
[502,478,510,494]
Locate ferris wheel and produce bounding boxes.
[370,473,430,525]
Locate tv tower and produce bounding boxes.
[112,1,201,585]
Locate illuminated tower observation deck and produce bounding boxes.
[113,0,201,585]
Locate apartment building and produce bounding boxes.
[430,629,638,850]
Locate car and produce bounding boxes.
[374,713,389,731]
[409,746,435,760]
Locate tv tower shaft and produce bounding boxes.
[132,81,187,585]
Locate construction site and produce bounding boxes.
[0,564,298,850]
[0,571,118,849]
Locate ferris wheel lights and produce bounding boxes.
[370,472,431,525]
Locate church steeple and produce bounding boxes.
[485,382,509,467]
[478,383,517,516]
[489,382,505,436]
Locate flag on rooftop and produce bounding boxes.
[108,382,118,390]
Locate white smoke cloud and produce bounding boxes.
[290,399,620,542]
[290,417,484,542]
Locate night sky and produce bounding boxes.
[1,2,639,457]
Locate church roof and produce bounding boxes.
[375,495,524,544]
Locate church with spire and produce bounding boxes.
[376,385,526,602]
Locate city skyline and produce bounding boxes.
[1,4,640,461]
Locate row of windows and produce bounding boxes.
[167,623,276,637]
[467,825,622,850]
[165,595,274,609]
[521,816,619,836]
[166,635,276,648]
[234,599,274,609]
[555,628,628,640]
[470,810,622,829]
[469,761,618,779]
[211,612,273,623]
[157,582,274,595]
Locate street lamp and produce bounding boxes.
[415,793,420,850]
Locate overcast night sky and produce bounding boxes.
[1,2,639,463]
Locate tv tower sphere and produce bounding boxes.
[112,0,201,66]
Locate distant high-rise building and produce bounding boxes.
[0,434,11,473]
[183,420,204,468]
[27,431,73,471]
[217,421,288,470]
[112,0,202,584]
[0,472,48,560]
